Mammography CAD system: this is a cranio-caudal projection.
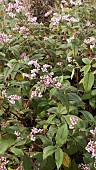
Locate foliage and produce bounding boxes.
[0,0,96,170]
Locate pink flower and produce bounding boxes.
[8,95,21,104]
[28,60,40,69]
[51,16,61,25]
[8,12,16,18]
[86,140,96,158]
[84,37,96,44]
[0,0,3,4]
[57,62,63,66]
[30,127,43,141]
[6,3,14,12]
[69,117,78,129]
[78,163,90,170]
[61,0,68,5]
[2,90,7,98]
[44,36,49,41]
[31,86,42,99]
[28,17,37,23]
[90,128,96,136]
[70,117,78,125]
[67,35,75,43]
[69,125,74,129]
[70,17,79,22]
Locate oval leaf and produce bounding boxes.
[43,146,56,160]
[56,124,68,146]
[83,72,94,92]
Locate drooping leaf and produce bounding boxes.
[0,134,16,154]
[55,147,64,169]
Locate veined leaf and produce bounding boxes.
[10,147,24,156]
[43,146,56,160]
[55,148,64,169]
[56,124,68,146]
[83,72,94,92]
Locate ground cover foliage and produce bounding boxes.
[0,0,96,169]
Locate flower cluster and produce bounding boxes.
[40,72,61,88]
[84,37,96,49]
[62,15,79,23]
[41,64,52,72]
[0,157,9,170]
[84,37,96,44]
[69,117,78,129]
[0,32,12,43]
[85,140,96,158]
[2,90,21,104]
[51,15,61,25]
[28,60,40,70]
[78,163,90,170]
[28,16,37,24]
[70,0,82,6]
[30,127,43,141]
[86,21,95,28]
[6,0,25,13]
[20,53,30,59]
[7,95,21,104]
[31,86,42,99]
[51,12,80,28]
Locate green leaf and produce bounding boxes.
[57,91,69,111]
[79,110,94,122]
[46,113,58,124]
[10,147,24,156]
[23,156,32,170]
[81,65,91,75]
[0,52,5,57]
[47,107,57,113]
[91,89,96,96]
[43,146,56,160]
[30,54,44,60]
[0,134,16,154]
[89,98,96,108]
[55,148,64,169]
[39,135,53,146]
[56,124,68,146]
[9,45,20,57]
[83,72,94,92]
[0,110,4,116]
[82,58,91,65]
[67,93,82,106]
[50,88,57,98]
